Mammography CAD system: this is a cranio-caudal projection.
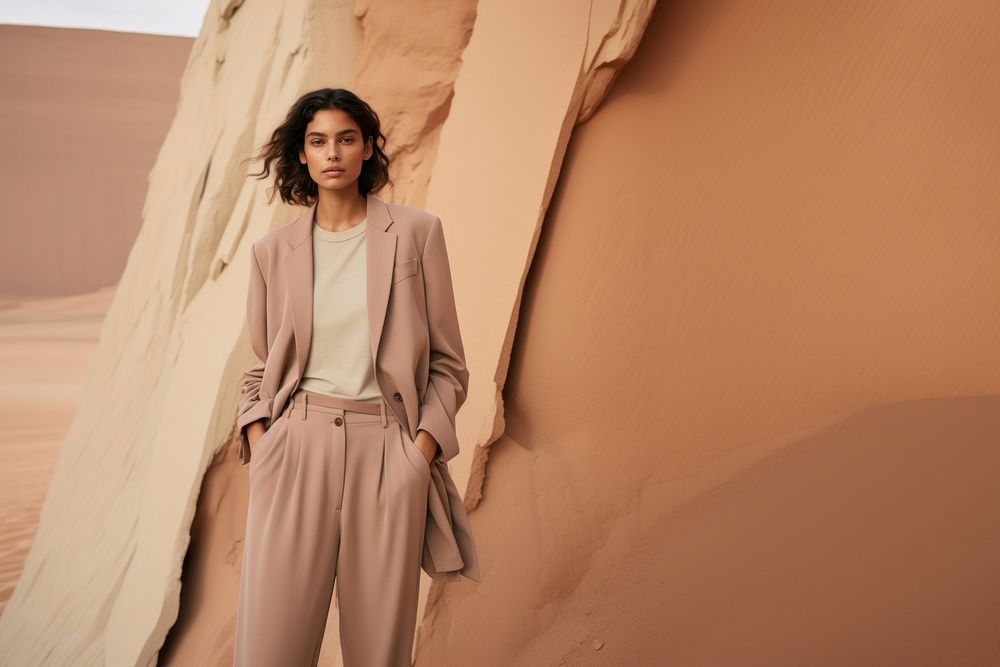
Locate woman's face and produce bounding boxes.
[298,108,373,193]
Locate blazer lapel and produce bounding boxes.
[283,193,398,385]
[364,196,397,370]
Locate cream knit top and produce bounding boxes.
[296,216,382,402]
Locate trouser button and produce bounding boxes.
[334,416,343,426]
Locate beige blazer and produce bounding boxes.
[236,192,480,582]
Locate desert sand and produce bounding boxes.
[0,288,116,617]
[0,23,188,624]
[0,25,193,297]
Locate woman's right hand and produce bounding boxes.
[246,419,267,451]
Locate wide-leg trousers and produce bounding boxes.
[234,389,432,667]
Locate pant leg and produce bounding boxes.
[234,407,344,667]
[336,418,430,667]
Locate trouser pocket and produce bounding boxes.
[397,422,431,476]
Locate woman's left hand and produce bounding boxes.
[414,429,439,465]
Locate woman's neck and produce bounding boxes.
[314,191,366,232]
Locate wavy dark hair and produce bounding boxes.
[245,88,392,206]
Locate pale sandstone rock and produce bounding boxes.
[0,0,363,663]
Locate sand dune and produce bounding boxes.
[0,25,192,297]
[0,288,115,617]
[0,19,188,631]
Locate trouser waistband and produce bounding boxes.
[286,389,395,427]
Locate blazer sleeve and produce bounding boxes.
[415,216,470,464]
[235,241,272,465]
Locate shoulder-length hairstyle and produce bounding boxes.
[246,88,392,206]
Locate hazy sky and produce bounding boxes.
[0,0,212,37]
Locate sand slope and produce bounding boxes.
[0,289,116,618]
[508,397,1000,666]
[0,25,192,297]
[416,0,1000,663]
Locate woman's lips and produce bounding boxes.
[323,168,345,176]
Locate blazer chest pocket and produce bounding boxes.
[392,257,420,284]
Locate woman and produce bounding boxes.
[233,88,479,667]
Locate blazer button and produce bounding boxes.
[334,417,343,426]
[392,392,402,401]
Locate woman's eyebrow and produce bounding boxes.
[306,129,359,138]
